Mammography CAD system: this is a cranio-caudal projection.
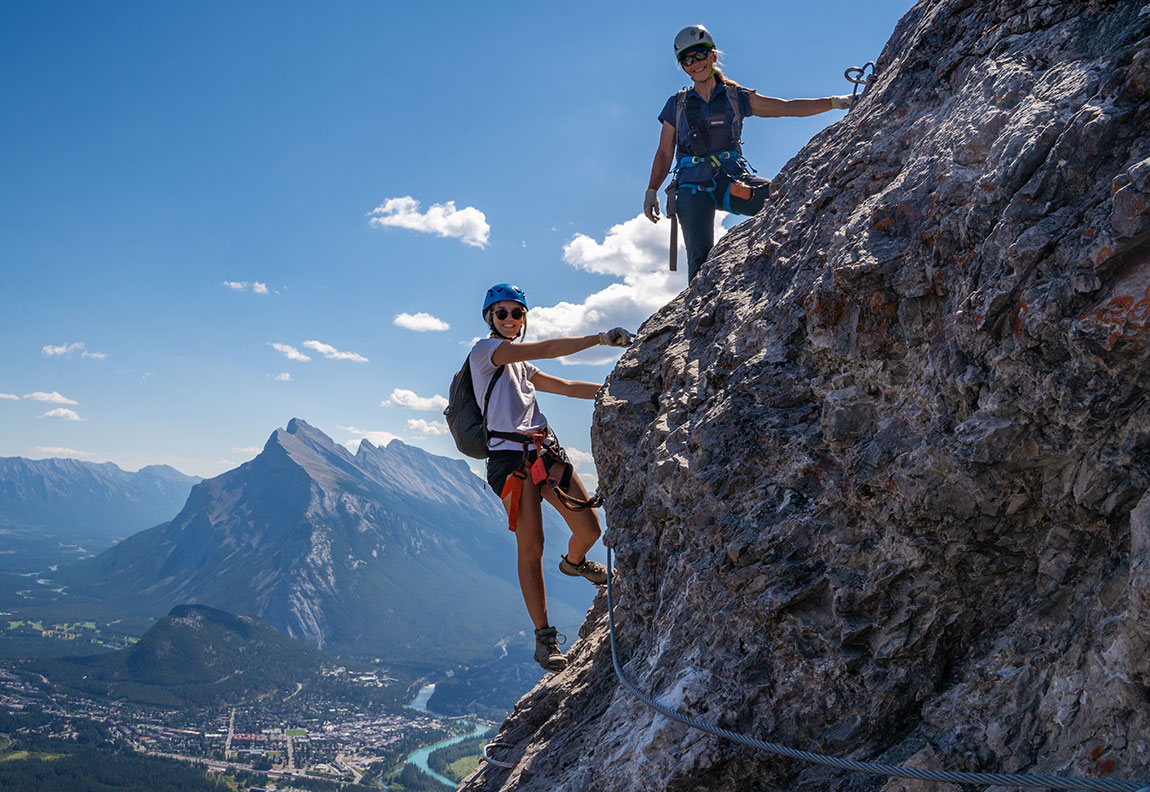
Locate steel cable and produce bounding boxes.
[605,548,1148,792]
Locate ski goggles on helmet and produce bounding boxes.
[678,46,713,66]
[492,307,526,320]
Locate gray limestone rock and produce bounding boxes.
[463,1,1150,790]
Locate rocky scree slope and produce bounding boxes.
[464,1,1150,790]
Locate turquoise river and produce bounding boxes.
[402,683,490,789]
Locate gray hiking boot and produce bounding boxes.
[534,626,567,672]
[559,554,608,586]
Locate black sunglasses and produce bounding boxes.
[679,47,713,66]
[493,307,525,320]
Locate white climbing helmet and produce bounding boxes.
[674,25,715,60]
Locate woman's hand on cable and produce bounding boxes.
[598,328,635,347]
[644,189,660,223]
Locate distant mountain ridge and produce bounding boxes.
[62,419,587,664]
[0,456,200,568]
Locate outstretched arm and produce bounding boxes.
[531,370,600,400]
[748,92,845,118]
[491,335,601,366]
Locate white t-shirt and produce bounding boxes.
[469,338,548,451]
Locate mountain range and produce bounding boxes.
[0,457,200,570]
[59,419,589,665]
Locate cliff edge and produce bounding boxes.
[464,1,1150,790]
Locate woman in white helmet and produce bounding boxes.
[644,24,857,283]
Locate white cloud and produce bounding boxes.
[566,446,595,468]
[368,196,490,248]
[525,212,727,364]
[24,391,78,405]
[43,342,84,357]
[407,418,448,435]
[394,312,450,332]
[0,393,18,400]
[42,342,107,359]
[274,373,291,381]
[224,280,269,294]
[270,343,312,362]
[339,425,401,450]
[233,446,263,455]
[382,389,448,411]
[40,408,83,421]
[302,340,368,363]
[31,446,94,458]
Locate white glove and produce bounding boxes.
[830,95,855,110]
[643,188,660,223]
[598,328,635,347]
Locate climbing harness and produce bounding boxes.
[496,430,603,531]
[604,548,1148,791]
[844,61,878,98]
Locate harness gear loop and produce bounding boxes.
[844,61,877,97]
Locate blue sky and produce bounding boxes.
[1,1,913,483]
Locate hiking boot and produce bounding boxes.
[534,626,567,672]
[559,554,608,586]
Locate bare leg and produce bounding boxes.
[506,477,548,629]
[538,463,601,566]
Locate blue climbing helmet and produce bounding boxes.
[482,283,528,317]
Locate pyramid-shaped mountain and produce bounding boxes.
[63,419,584,664]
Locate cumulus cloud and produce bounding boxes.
[40,408,83,421]
[270,343,311,362]
[0,393,18,400]
[566,446,595,468]
[224,281,269,294]
[407,418,448,435]
[274,373,291,381]
[382,389,448,411]
[526,213,727,364]
[394,312,450,332]
[24,391,78,405]
[368,196,490,248]
[302,340,368,363]
[340,425,401,450]
[42,342,107,360]
[32,446,93,458]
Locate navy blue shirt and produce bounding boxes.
[659,83,754,184]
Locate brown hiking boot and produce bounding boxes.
[559,554,608,586]
[534,626,567,672]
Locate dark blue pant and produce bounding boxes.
[676,174,771,282]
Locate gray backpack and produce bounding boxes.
[444,355,504,459]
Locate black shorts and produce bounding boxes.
[485,435,572,497]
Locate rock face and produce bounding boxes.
[464,1,1150,790]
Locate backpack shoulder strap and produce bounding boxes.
[479,363,505,424]
[675,87,688,134]
[725,83,744,145]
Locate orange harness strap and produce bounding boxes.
[499,471,525,532]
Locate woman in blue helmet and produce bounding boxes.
[644,24,857,282]
[470,283,632,672]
